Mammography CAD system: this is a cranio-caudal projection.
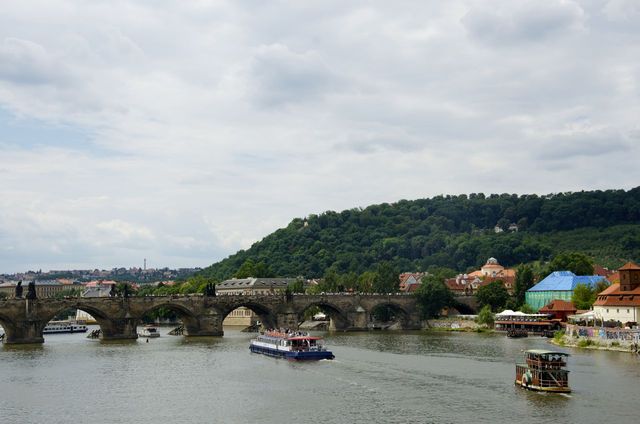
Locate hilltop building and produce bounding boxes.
[525,271,607,310]
[593,262,640,324]
[445,257,516,295]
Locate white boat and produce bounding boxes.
[139,325,160,338]
[250,330,334,360]
[44,321,88,334]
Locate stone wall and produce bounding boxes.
[565,324,640,347]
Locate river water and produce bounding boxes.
[1,327,639,424]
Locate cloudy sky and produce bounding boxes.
[1,0,639,273]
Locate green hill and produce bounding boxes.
[199,188,640,280]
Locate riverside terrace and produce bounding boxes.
[0,293,477,344]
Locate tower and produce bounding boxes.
[619,262,640,292]
[144,258,147,271]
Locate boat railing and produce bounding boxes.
[526,358,566,369]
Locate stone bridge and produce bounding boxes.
[0,294,477,344]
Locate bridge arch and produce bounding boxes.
[0,311,16,342]
[219,301,277,329]
[368,302,412,329]
[297,301,350,331]
[137,302,203,336]
[39,302,117,339]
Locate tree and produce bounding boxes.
[544,252,594,277]
[414,275,454,318]
[289,279,305,294]
[54,288,83,299]
[518,303,535,314]
[372,262,398,293]
[234,259,256,278]
[572,283,597,310]
[513,264,535,307]
[476,281,509,312]
[253,261,275,278]
[476,305,494,326]
[357,271,377,293]
[322,269,340,292]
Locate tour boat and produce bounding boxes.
[250,330,335,360]
[138,325,160,338]
[515,349,571,393]
[43,321,88,334]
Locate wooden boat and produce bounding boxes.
[515,349,570,393]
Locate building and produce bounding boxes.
[444,274,484,295]
[399,273,425,293]
[525,271,608,311]
[76,280,118,323]
[216,277,299,326]
[445,257,516,295]
[593,262,640,324]
[494,310,561,335]
[0,280,66,298]
[538,300,577,322]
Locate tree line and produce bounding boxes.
[197,188,640,281]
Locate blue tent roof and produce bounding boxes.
[527,271,606,292]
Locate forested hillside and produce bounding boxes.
[199,188,640,280]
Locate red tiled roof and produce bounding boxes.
[539,299,576,313]
[593,283,640,307]
[608,272,620,284]
[620,262,640,271]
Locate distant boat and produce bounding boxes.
[44,321,88,334]
[515,349,571,393]
[138,325,160,338]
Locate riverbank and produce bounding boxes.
[426,318,492,333]
[551,334,640,353]
[551,324,640,354]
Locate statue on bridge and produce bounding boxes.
[285,286,293,303]
[109,284,116,297]
[15,280,23,298]
[26,281,37,300]
[204,282,216,297]
[123,284,130,298]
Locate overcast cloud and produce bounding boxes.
[0,0,638,273]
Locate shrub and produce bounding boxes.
[553,330,565,346]
[577,339,593,348]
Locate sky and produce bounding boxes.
[0,0,639,273]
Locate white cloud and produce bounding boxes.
[0,0,638,272]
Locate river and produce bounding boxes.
[1,327,639,423]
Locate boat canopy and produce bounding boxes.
[525,349,569,356]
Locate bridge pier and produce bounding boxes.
[2,320,45,344]
[99,318,139,341]
[183,315,224,337]
[276,311,299,330]
[345,306,369,331]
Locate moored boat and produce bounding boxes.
[507,329,528,338]
[250,330,335,360]
[515,349,571,393]
[139,325,160,338]
[44,321,88,334]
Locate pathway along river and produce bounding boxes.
[1,328,639,423]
